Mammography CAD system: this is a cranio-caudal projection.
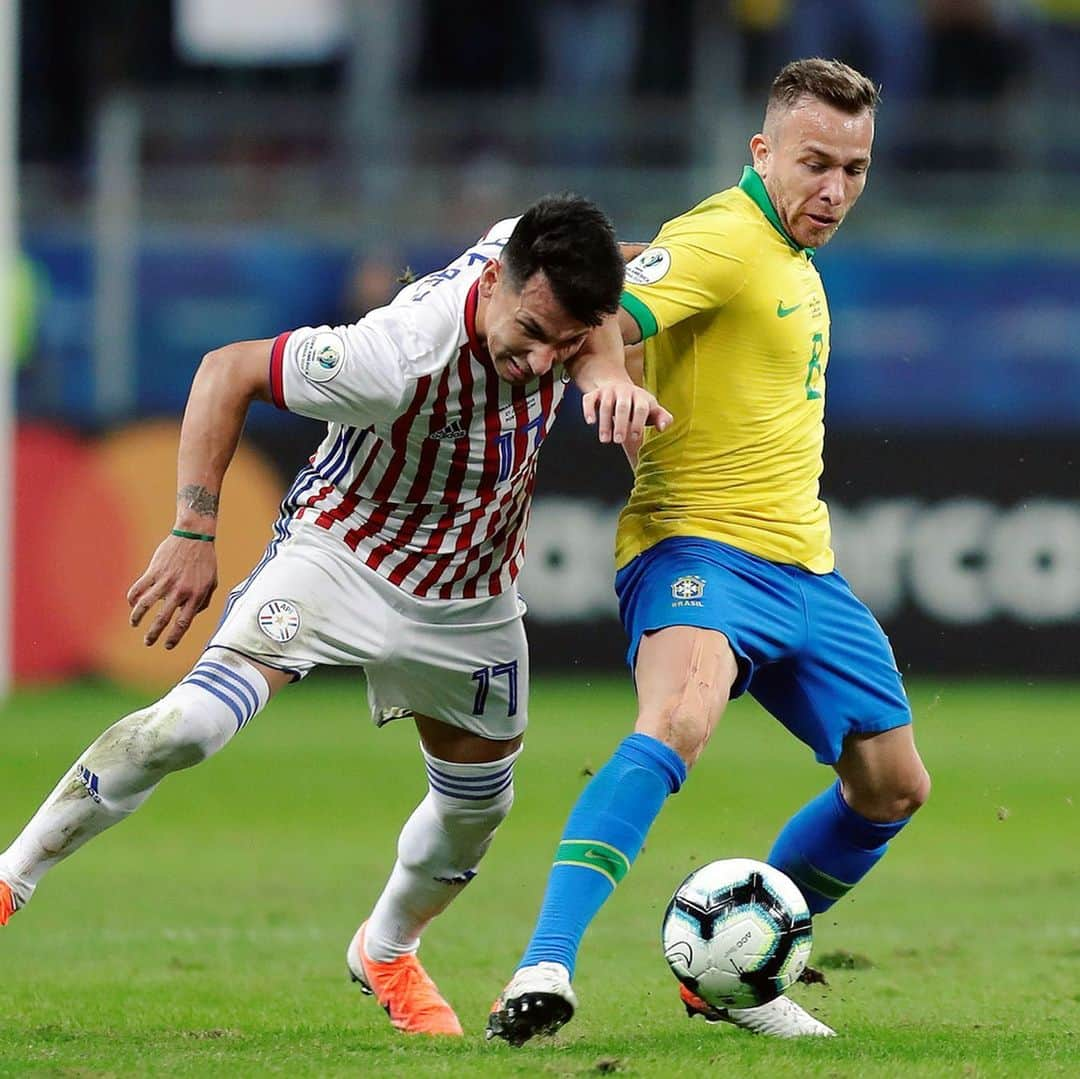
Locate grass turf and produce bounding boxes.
[0,675,1077,1076]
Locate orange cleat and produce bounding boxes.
[679,980,835,1037]
[0,881,16,927]
[346,922,463,1036]
[680,982,727,1022]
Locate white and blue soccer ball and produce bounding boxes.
[662,858,813,1010]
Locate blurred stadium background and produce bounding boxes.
[4,6,1080,1074]
[8,0,1080,689]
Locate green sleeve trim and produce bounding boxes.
[554,839,631,887]
[620,290,659,341]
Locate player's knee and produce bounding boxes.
[882,754,931,819]
[894,765,931,818]
[435,782,515,841]
[635,633,737,766]
[400,786,513,880]
[850,763,931,822]
[90,701,218,777]
[636,697,715,767]
[135,703,216,772]
[401,752,518,875]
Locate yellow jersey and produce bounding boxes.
[617,166,834,574]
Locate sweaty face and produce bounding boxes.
[476,263,592,385]
[750,99,874,249]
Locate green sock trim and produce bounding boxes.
[786,856,855,901]
[554,839,632,887]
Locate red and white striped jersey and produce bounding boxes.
[269,219,568,600]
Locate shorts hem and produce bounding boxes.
[627,619,754,700]
[372,704,526,741]
[205,644,305,683]
[817,710,913,766]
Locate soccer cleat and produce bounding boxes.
[680,983,836,1037]
[485,962,578,1046]
[346,922,463,1036]
[0,881,15,926]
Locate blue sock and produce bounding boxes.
[768,779,910,914]
[519,732,686,977]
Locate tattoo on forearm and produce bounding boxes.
[177,485,219,517]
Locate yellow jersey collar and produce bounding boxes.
[738,166,815,257]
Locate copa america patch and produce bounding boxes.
[671,575,706,604]
[625,247,671,285]
[257,599,301,643]
[296,331,345,384]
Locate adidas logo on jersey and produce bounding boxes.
[430,420,467,441]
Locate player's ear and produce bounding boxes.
[749,132,769,170]
[478,259,501,300]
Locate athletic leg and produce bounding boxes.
[0,650,286,920]
[486,626,737,1045]
[759,572,930,915]
[348,717,522,1037]
[769,724,930,913]
[694,575,930,1038]
[679,727,924,1040]
[364,716,522,960]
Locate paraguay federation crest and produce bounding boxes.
[257,599,301,643]
[671,575,706,605]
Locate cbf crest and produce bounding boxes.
[671,575,706,607]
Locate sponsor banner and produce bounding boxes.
[516,431,1080,675]
[244,423,1080,675]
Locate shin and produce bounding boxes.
[0,650,270,907]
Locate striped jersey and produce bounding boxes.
[268,218,567,600]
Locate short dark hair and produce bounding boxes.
[768,58,881,118]
[501,194,623,327]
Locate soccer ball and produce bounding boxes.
[661,858,813,1010]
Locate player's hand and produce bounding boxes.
[581,381,673,447]
[127,533,219,649]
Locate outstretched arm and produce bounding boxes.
[127,338,274,649]
[565,305,662,466]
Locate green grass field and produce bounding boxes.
[0,675,1077,1077]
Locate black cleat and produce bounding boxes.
[485,962,578,1046]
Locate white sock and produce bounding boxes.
[363,744,521,962]
[0,649,270,907]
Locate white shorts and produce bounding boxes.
[208,521,529,740]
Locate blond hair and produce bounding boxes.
[767,58,880,120]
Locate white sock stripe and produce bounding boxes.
[425,760,514,787]
[426,769,514,801]
[179,655,269,732]
[420,744,522,776]
[194,661,260,715]
[181,674,248,729]
[421,746,521,801]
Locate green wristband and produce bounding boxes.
[171,528,216,542]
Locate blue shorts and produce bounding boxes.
[614,537,912,765]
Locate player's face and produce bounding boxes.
[750,100,874,249]
[476,262,593,385]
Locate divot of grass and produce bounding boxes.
[817,949,875,970]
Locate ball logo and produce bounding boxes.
[664,940,694,969]
[297,331,345,384]
[625,247,671,285]
[257,599,301,643]
[671,575,706,601]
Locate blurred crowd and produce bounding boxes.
[20,1,1080,172]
